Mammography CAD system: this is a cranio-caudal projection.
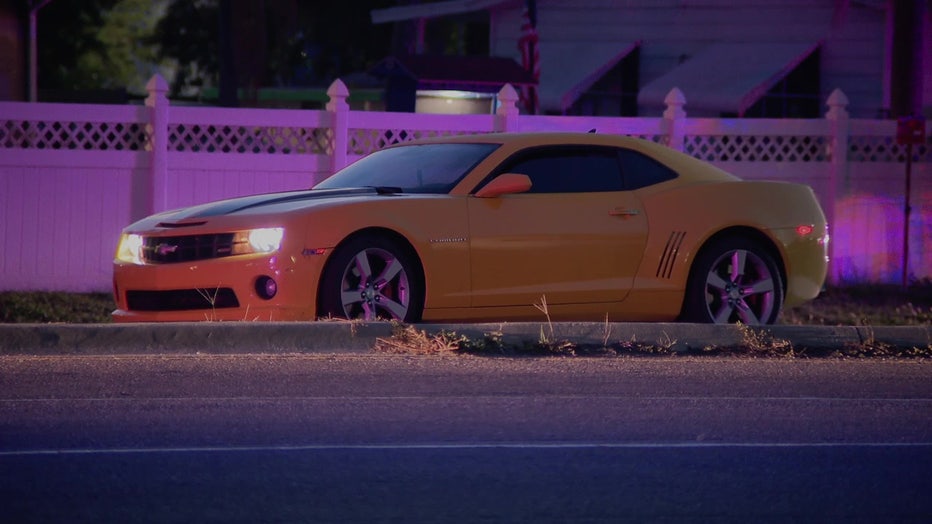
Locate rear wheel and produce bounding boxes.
[681,237,783,325]
[318,235,423,322]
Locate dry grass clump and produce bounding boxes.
[374,323,468,355]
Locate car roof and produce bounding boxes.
[399,132,740,184]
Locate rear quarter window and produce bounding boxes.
[617,148,678,190]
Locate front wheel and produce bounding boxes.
[318,235,423,322]
[681,237,784,325]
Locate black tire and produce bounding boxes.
[681,236,784,325]
[318,234,424,322]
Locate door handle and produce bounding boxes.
[609,208,640,217]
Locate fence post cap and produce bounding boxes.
[825,88,849,119]
[664,87,686,106]
[498,83,518,102]
[663,87,686,119]
[146,74,169,93]
[496,83,519,118]
[327,79,349,99]
[826,88,849,106]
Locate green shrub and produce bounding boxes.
[0,292,114,323]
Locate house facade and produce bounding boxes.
[373,0,931,119]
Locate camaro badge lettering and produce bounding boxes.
[429,237,467,244]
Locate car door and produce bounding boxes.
[467,145,648,307]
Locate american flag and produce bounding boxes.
[518,0,539,114]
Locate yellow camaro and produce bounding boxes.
[113,132,828,325]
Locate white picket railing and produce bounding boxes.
[0,75,928,292]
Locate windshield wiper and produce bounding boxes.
[373,186,403,195]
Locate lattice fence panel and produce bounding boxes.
[0,120,148,150]
[684,135,828,162]
[629,134,666,145]
[168,124,330,154]
[848,136,931,162]
[348,129,482,155]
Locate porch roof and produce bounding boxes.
[371,0,511,24]
[542,41,640,113]
[637,42,820,116]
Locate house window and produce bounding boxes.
[742,49,821,118]
[421,12,489,55]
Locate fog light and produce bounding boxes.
[255,276,278,300]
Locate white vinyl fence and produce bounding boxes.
[0,75,929,293]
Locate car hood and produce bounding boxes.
[126,187,390,231]
[167,187,384,219]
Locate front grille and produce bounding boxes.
[126,288,240,311]
[142,233,236,264]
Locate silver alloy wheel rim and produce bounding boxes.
[339,247,410,321]
[703,249,776,325]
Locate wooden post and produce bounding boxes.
[496,84,519,132]
[662,88,686,152]
[902,142,913,288]
[145,74,170,215]
[326,79,350,176]
[825,88,850,285]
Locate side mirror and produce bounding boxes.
[474,173,532,198]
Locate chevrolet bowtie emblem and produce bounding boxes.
[156,243,178,256]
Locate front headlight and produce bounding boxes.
[233,227,284,255]
[116,233,144,264]
[249,227,285,253]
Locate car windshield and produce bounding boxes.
[314,142,500,194]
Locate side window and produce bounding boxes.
[617,148,678,190]
[496,147,623,193]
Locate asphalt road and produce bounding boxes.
[1,354,931,523]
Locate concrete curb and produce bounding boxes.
[0,322,929,356]
[0,322,393,355]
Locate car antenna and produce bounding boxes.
[588,128,597,133]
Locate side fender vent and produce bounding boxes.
[656,231,686,279]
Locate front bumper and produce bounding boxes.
[112,251,327,322]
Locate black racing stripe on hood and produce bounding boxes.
[171,187,376,219]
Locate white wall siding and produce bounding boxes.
[1,154,135,292]
[164,154,326,211]
[489,0,888,117]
